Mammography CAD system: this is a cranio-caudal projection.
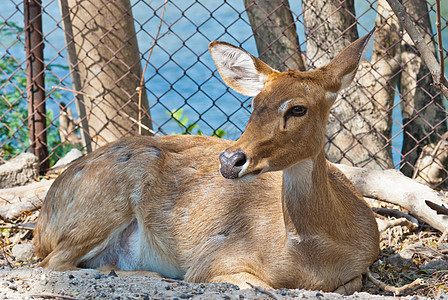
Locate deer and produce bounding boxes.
[34,30,379,294]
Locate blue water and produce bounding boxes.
[1,0,446,167]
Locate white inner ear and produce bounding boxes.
[339,70,357,91]
[211,44,267,97]
[336,32,373,92]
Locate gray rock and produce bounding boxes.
[11,244,35,261]
[52,148,83,168]
[387,253,416,269]
[423,259,448,274]
[0,153,38,189]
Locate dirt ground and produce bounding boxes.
[0,184,447,299]
[0,266,418,300]
[0,227,447,300]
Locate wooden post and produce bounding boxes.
[24,0,49,173]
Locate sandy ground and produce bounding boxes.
[1,180,447,299]
[0,266,422,300]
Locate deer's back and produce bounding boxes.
[34,135,284,275]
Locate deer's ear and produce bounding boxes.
[209,41,276,97]
[321,29,375,93]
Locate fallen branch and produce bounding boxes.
[366,270,424,295]
[335,164,448,233]
[372,207,419,226]
[0,180,53,220]
[376,217,417,233]
[29,293,79,300]
[426,200,448,216]
[0,223,35,230]
[0,195,45,220]
[246,282,281,300]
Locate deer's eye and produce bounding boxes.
[290,105,308,117]
[283,105,308,128]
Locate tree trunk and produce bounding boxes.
[63,0,152,150]
[413,132,448,188]
[243,0,305,71]
[302,0,358,69]
[302,0,397,169]
[398,0,447,178]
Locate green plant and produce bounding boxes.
[0,21,72,165]
[0,23,29,159]
[169,108,226,138]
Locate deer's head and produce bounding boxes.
[209,31,374,181]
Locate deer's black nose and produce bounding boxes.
[219,151,248,179]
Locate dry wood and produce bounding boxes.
[0,180,53,220]
[29,293,79,300]
[54,86,158,136]
[436,0,444,80]
[58,104,82,147]
[137,0,168,135]
[426,200,448,216]
[0,224,35,230]
[246,282,281,300]
[366,270,424,295]
[372,207,419,226]
[0,195,44,220]
[439,230,448,243]
[336,163,448,233]
[376,217,417,233]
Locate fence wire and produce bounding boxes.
[1,0,447,188]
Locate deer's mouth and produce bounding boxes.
[219,149,270,182]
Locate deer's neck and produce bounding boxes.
[282,152,332,234]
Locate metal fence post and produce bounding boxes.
[24,0,49,173]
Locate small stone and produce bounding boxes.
[11,244,35,261]
[53,148,83,168]
[423,259,448,274]
[0,153,38,188]
[387,253,416,269]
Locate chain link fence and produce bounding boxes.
[1,0,447,187]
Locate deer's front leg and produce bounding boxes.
[211,272,272,290]
[333,275,362,295]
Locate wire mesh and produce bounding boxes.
[0,0,447,188]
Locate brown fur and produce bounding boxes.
[34,31,379,294]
